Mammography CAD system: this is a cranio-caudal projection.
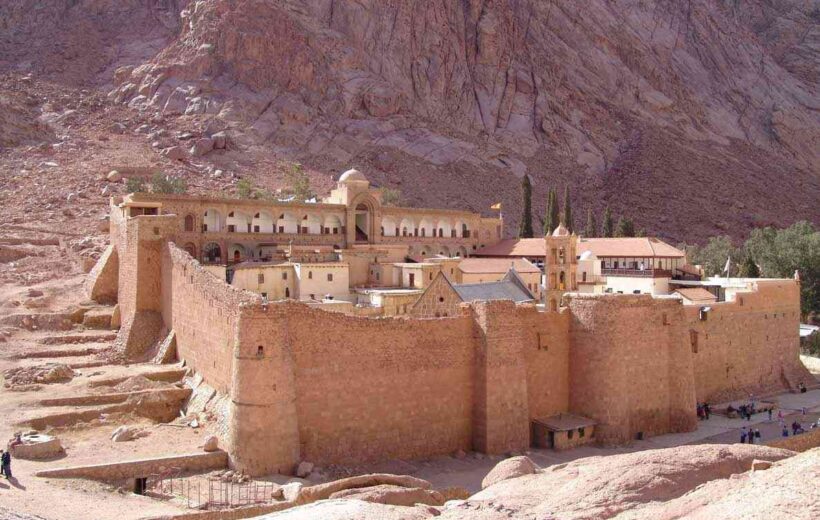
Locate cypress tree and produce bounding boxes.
[549,188,560,234]
[562,186,573,233]
[739,255,760,278]
[601,206,614,237]
[544,189,558,235]
[518,175,534,238]
[585,208,597,238]
[615,216,635,237]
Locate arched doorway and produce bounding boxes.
[183,242,197,258]
[354,203,372,243]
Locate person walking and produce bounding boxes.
[740,427,747,444]
[768,409,772,422]
[1,449,11,479]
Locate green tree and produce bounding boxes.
[236,179,253,199]
[151,173,186,194]
[687,235,741,277]
[543,189,559,236]
[614,216,635,238]
[518,175,534,238]
[380,188,403,207]
[739,255,760,278]
[744,221,819,317]
[601,207,614,237]
[284,163,312,201]
[126,177,146,193]
[562,186,573,233]
[584,208,597,238]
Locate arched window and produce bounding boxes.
[559,271,566,291]
[203,243,222,263]
[184,214,194,232]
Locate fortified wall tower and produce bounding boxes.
[567,293,698,443]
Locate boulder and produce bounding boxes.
[282,482,304,502]
[481,456,539,489]
[106,170,122,182]
[330,484,445,506]
[189,137,214,157]
[110,425,144,442]
[161,146,187,161]
[296,461,314,478]
[203,435,218,452]
[109,122,127,134]
[26,289,44,297]
[211,131,229,149]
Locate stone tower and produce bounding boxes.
[544,223,578,311]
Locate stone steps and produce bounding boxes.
[38,331,117,345]
[13,345,108,359]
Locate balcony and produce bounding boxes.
[601,268,672,278]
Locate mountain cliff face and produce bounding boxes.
[2,1,818,241]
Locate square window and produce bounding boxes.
[327,273,333,282]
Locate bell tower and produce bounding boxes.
[544,223,578,312]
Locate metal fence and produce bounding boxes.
[147,471,279,509]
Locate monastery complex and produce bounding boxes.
[86,169,813,476]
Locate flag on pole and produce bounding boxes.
[490,203,502,210]
[722,256,732,276]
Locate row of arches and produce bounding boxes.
[380,217,471,238]
[408,244,470,258]
[189,209,344,235]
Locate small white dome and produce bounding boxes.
[339,169,367,183]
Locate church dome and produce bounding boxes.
[339,169,368,183]
[552,223,570,237]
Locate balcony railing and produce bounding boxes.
[601,268,672,278]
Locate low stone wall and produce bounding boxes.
[766,428,820,452]
[35,451,228,481]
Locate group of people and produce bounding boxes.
[739,426,761,444]
[726,402,759,421]
[696,402,711,420]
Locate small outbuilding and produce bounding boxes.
[531,413,596,450]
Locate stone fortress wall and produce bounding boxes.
[90,212,810,476]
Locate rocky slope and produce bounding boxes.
[1,1,819,242]
[254,445,818,519]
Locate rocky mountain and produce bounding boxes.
[1,0,818,242]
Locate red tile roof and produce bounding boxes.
[474,237,685,259]
[578,237,685,258]
[473,238,545,257]
[458,257,540,274]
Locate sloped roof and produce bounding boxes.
[458,257,540,274]
[453,269,535,303]
[473,238,545,257]
[534,413,597,432]
[577,237,685,258]
[475,237,684,259]
[674,288,718,302]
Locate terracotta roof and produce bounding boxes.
[458,257,540,274]
[577,237,685,258]
[676,263,702,276]
[674,288,718,302]
[473,238,545,257]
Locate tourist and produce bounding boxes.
[697,403,704,420]
[778,410,784,422]
[755,428,761,441]
[768,409,773,421]
[740,427,747,444]
[747,429,754,444]
[798,382,807,393]
[791,421,801,436]
[1,449,10,479]
[704,402,711,420]
[782,427,789,437]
